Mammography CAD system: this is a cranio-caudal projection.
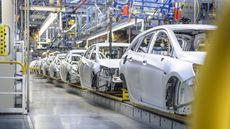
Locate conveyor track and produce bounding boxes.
[39,76,188,129]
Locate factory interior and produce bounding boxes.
[0,0,230,129]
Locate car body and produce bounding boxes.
[60,50,85,83]
[49,53,66,79]
[41,56,55,76]
[35,59,43,75]
[30,60,37,73]
[119,24,216,115]
[78,43,129,91]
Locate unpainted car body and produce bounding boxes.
[49,53,66,79]
[119,24,216,115]
[35,59,43,75]
[79,43,129,91]
[60,50,85,83]
[30,60,37,73]
[41,56,55,76]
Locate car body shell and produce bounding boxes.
[30,60,38,73]
[60,50,85,83]
[78,43,129,91]
[49,53,66,79]
[119,24,216,115]
[41,56,55,76]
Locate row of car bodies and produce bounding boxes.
[30,24,216,115]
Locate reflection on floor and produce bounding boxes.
[29,76,153,129]
[0,115,30,129]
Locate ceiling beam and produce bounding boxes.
[21,5,61,12]
[39,13,58,36]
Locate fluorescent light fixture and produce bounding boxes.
[39,13,58,36]
[76,41,83,44]
[87,19,143,41]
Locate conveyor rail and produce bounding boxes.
[37,75,189,129]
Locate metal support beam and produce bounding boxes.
[24,0,30,114]
[30,15,46,19]
[21,5,61,12]
[39,13,58,36]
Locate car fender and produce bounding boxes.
[163,57,195,83]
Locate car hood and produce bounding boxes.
[180,52,206,65]
[98,59,120,68]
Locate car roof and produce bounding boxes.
[157,24,217,30]
[56,53,66,56]
[159,24,217,30]
[72,54,82,57]
[141,24,217,35]
[94,42,129,47]
[69,49,86,53]
[135,24,217,39]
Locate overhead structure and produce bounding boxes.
[21,5,62,12]
[113,0,173,20]
[87,19,144,41]
[39,13,58,37]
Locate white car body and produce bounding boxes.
[30,60,37,73]
[49,53,66,79]
[78,43,129,91]
[60,50,85,83]
[36,59,43,75]
[119,24,216,115]
[42,56,55,76]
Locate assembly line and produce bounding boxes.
[0,0,228,129]
[30,24,216,119]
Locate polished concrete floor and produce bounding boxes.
[29,76,153,129]
[0,115,30,129]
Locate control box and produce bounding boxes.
[0,24,8,56]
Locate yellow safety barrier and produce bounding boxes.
[0,60,26,75]
[192,7,230,129]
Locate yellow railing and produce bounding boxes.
[0,60,26,75]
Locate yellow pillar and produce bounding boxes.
[192,7,230,129]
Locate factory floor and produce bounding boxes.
[27,76,152,129]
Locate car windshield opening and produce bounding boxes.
[72,56,81,61]
[73,52,84,56]
[174,30,213,52]
[99,46,128,59]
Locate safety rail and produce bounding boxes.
[0,60,27,114]
[0,60,26,75]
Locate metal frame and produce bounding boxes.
[0,61,27,114]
